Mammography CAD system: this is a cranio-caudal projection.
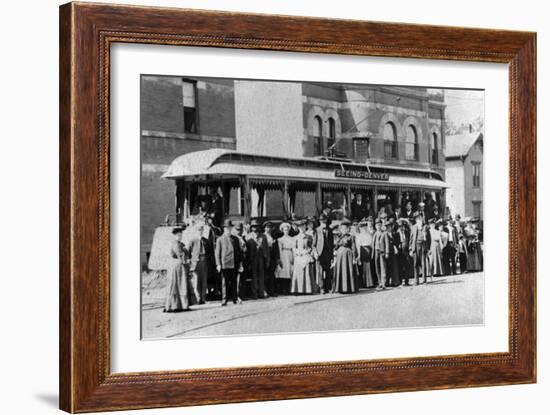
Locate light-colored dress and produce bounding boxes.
[429,228,444,276]
[164,240,190,312]
[333,233,358,293]
[276,235,294,280]
[290,232,317,294]
[355,230,375,288]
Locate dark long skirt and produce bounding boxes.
[388,252,401,286]
[359,245,376,288]
[467,244,483,271]
[333,246,357,293]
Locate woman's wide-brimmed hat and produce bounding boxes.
[279,222,291,231]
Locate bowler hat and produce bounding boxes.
[222,219,233,228]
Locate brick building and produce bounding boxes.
[141,75,447,267]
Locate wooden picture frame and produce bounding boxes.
[59,2,536,412]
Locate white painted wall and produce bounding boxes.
[445,159,466,217]
[234,80,304,157]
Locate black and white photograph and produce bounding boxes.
[140,76,484,339]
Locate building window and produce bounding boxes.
[472,162,481,188]
[431,132,438,165]
[472,201,482,220]
[327,117,336,151]
[383,122,398,159]
[312,115,323,156]
[353,137,370,160]
[405,125,419,161]
[182,80,197,133]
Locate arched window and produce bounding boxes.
[327,117,336,150]
[405,125,419,161]
[431,132,438,165]
[312,115,323,156]
[383,122,398,159]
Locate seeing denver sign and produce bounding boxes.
[334,169,390,181]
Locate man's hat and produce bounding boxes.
[234,222,243,230]
[306,216,317,225]
[222,219,233,228]
[294,218,307,226]
[249,218,262,229]
[171,227,184,234]
[418,202,426,207]
[397,218,407,226]
[341,218,352,226]
[358,219,369,227]
[319,213,330,223]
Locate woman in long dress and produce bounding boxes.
[467,229,483,272]
[355,218,375,288]
[428,220,444,277]
[332,219,358,293]
[163,227,190,312]
[290,220,317,294]
[276,222,294,295]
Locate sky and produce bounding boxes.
[442,89,485,128]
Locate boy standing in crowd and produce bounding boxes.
[372,218,390,290]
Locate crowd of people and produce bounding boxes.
[162,198,484,313]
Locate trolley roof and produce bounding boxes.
[162,149,448,189]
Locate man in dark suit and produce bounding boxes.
[246,219,270,299]
[442,219,458,275]
[188,221,214,304]
[314,213,335,293]
[351,193,371,222]
[215,219,243,306]
[402,201,415,221]
[263,221,279,297]
[232,222,248,300]
[395,219,412,285]
[409,212,431,285]
[208,188,224,228]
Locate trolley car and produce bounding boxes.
[162,148,448,225]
